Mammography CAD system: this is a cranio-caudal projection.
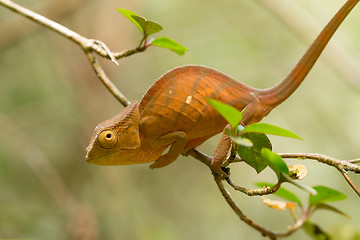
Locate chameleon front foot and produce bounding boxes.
[149,154,175,169]
[149,131,188,169]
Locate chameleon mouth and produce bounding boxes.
[85,146,127,165]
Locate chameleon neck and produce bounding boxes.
[258,0,359,109]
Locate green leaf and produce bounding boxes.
[207,99,243,128]
[225,129,253,147]
[229,136,253,147]
[309,186,347,206]
[237,133,271,173]
[130,15,147,33]
[131,15,163,36]
[242,123,302,140]
[150,37,188,55]
[256,182,302,206]
[315,203,350,219]
[303,221,333,240]
[117,8,143,33]
[261,148,289,180]
[117,9,163,36]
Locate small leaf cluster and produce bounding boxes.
[208,99,301,178]
[117,9,188,55]
[208,99,348,239]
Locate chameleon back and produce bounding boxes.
[139,65,256,144]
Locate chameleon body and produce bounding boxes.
[86,0,359,176]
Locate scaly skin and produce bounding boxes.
[86,0,359,177]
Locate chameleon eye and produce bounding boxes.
[98,129,118,149]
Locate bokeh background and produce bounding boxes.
[1,0,360,239]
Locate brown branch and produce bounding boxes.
[349,159,360,164]
[214,174,308,239]
[213,175,277,239]
[230,153,360,196]
[226,177,281,196]
[278,153,360,173]
[0,0,85,49]
[189,149,360,237]
[341,171,360,197]
[0,0,143,106]
[85,50,131,107]
[184,148,212,166]
[186,149,309,238]
[279,153,360,197]
[0,0,143,60]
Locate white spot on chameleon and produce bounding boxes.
[250,92,259,102]
[186,95,192,104]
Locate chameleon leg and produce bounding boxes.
[149,131,188,169]
[211,124,232,179]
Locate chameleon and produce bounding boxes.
[86,0,359,177]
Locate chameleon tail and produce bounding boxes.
[258,0,359,109]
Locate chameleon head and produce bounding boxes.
[86,102,141,165]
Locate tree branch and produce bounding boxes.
[278,153,360,197]
[0,0,85,49]
[278,153,360,173]
[213,175,277,239]
[0,0,145,107]
[214,174,309,239]
[84,50,131,107]
[0,0,146,60]
[226,177,281,196]
[340,171,360,197]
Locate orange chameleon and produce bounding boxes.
[86,0,359,177]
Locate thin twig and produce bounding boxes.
[187,149,309,238]
[279,153,360,197]
[349,159,360,164]
[0,0,143,60]
[0,0,141,105]
[0,0,92,49]
[85,50,130,107]
[214,174,308,239]
[113,47,147,59]
[226,177,280,196]
[278,153,360,173]
[273,153,360,173]
[0,0,85,49]
[340,171,360,197]
[184,148,212,167]
[214,175,277,239]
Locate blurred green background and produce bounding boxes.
[1,0,360,239]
